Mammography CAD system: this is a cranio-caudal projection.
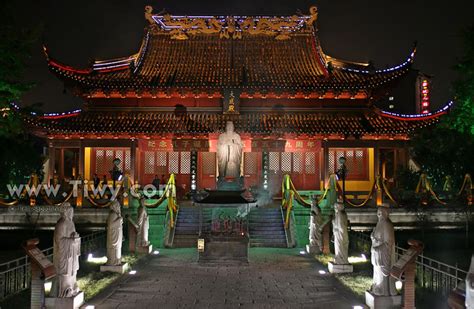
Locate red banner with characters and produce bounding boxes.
[172,139,210,152]
[251,139,321,152]
[138,139,173,151]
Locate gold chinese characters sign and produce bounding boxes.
[138,139,210,152]
[145,6,318,40]
[251,139,321,152]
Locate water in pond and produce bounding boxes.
[395,229,474,270]
[0,229,94,264]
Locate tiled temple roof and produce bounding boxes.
[44,8,415,97]
[25,109,442,138]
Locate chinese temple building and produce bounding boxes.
[27,6,450,197]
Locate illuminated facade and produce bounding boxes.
[26,6,450,197]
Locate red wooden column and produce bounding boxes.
[374,145,380,181]
[78,140,84,179]
[47,141,55,185]
[322,140,329,183]
[130,139,137,183]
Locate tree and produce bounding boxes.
[0,3,44,194]
[410,127,474,188]
[410,25,474,188]
[445,24,474,136]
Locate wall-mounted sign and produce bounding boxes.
[23,239,56,280]
[251,139,321,152]
[138,139,173,151]
[197,238,205,252]
[172,139,210,152]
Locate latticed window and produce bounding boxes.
[180,152,191,174]
[269,152,280,173]
[95,150,105,176]
[156,152,167,176]
[143,151,191,175]
[124,150,131,172]
[94,148,131,177]
[281,152,292,173]
[268,152,317,175]
[168,152,179,174]
[144,151,155,174]
[202,152,216,175]
[292,152,303,174]
[305,152,316,174]
[328,148,369,180]
[244,152,258,175]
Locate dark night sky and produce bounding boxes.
[16,0,474,112]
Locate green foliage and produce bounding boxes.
[0,136,45,194]
[445,24,474,136]
[0,3,44,191]
[314,253,333,266]
[396,167,420,191]
[410,126,474,188]
[78,272,120,301]
[0,4,38,103]
[0,3,40,137]
[336,273,372,298]
[410,25,474,186]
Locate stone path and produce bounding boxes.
[87,248,361,309]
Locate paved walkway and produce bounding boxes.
[88,248,361,309]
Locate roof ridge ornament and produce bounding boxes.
[306,6,318,26]
[145,6,154,25]
[147,5,318,40]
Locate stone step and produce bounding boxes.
[249,231,285,235]
[250,237,287,242]
[249,225,285,230]
[250,242,287,248]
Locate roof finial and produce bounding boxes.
[145,5,154,25]
[306,6,318,26]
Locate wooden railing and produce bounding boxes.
[350,232,468,296]
[0,231,106,301]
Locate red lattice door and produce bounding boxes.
[268,151,320,195]
[141,151,191,197]
[91,148,131,180]
[243,152,261,189]
[198,152,216,190]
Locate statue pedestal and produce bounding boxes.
[198,235,249,264]
[365,291,402,309]
[137,244,153,255]
[306,244,321,255]
[100,263,129,274]
[45,291,84,309]
[328,262,353,273]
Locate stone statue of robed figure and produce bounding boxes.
[370,206,397,296]
[51,203,81,298]
[217,121,242,189]
[328,199,353,273]
[307,199,323,254]
[106,201,123,266]
[137,198,150,247]
[332,200,349,265]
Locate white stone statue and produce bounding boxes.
[51,203,81,298]
[466,254,474,308]
[106,200,123,266]
[370,206,397,296]
[217,121,242,178]
[308,200,323,253]
[332,201,349,264]
[137,198,150,247]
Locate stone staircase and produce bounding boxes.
[172,206,288,248]
[249,208,288,248]
[172,207,211,248]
